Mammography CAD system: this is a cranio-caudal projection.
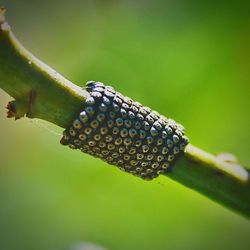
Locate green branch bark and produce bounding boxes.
[1,9,249,218]
[0,8,88,128]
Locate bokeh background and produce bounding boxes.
[0,1,250,249]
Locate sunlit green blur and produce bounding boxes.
[0,1,250,250]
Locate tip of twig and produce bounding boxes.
[0,7,10,32]
[0,7,6,23]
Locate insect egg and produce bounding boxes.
[79,134,87,140]
[96,113,105,122]
[100,127,108,135]
[146,115,154,124]
[98,142,106,148]
[130,160,138,166]
[92,91,102,98]
[173,146,180,155]
[150,127,158,136]
[140,108,148,116]
[105,135,113,142]
[146,169,153,174]
[102,150,109,156]
[157,155,164,162]
[86,106,95,116]
[120,108,127,118]
[147,136,154,144]
[157,138,163,145]
[107,143,115,150]
[137,114,144,121]
[69,144,76,149]
[128,111,135,119]
[74,139,81,146]
[73,119,82,129]
[84,127,92,135]
[123,154,131,160]
[147,154,154,160]
[131,105,138,113]
[143,121,150,130]
[135,140,142,147]
[99,103,108,112]
[124,138,132,146]
[124,119,132,128]
[180,143,186,150]
[112,127,120,135]
[86,96,95,105]
[175,130,183,137]
[152,147,158,153]
[112,152,120,158]
[122,103,129,110]
[112,103,120,112]
[93,81,104,87]
[162,147,168,154]
[128,128,137,137]
[82,145,90,151]
[109,111,116,119]
[90,120,99,129]
[119,147,126,154]
[141,162,149,167]
[116,118,124,126]
[69,128,76,136]
[161,162,170,169]
[107,120,114,128]
[161,131,168,139]
[120,128,128,137]
[88,141,96,146]
[129,147,136,155]
[157,170,164,175]
[167,139,174,148]
[79,111,88,123]
[168,154,175,162]
[94,134,101,141]
[152,162,159,169]
[103,96,111,105]
[135,121,141,129]
[115,138,123,145]
[173,134,179,144]
[166,126,173,135]
[142,145,149,153]
[136,154,144,160]
[139,130,146,139]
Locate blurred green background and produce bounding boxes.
[0,1,250,249]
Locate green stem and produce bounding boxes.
[0,10,249,218]
[0,9,88,128]
[168,145,250,218]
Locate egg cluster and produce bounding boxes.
[61,81,189,180]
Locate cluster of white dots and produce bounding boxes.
[61,81,189,180]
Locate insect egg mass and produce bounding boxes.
[60,81,189,180]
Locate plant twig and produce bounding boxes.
[168,145,250,218]
[0,7,88,127]
[0,9,249,218]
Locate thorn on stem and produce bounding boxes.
[6,89,37,120]
[6,100,20,120]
